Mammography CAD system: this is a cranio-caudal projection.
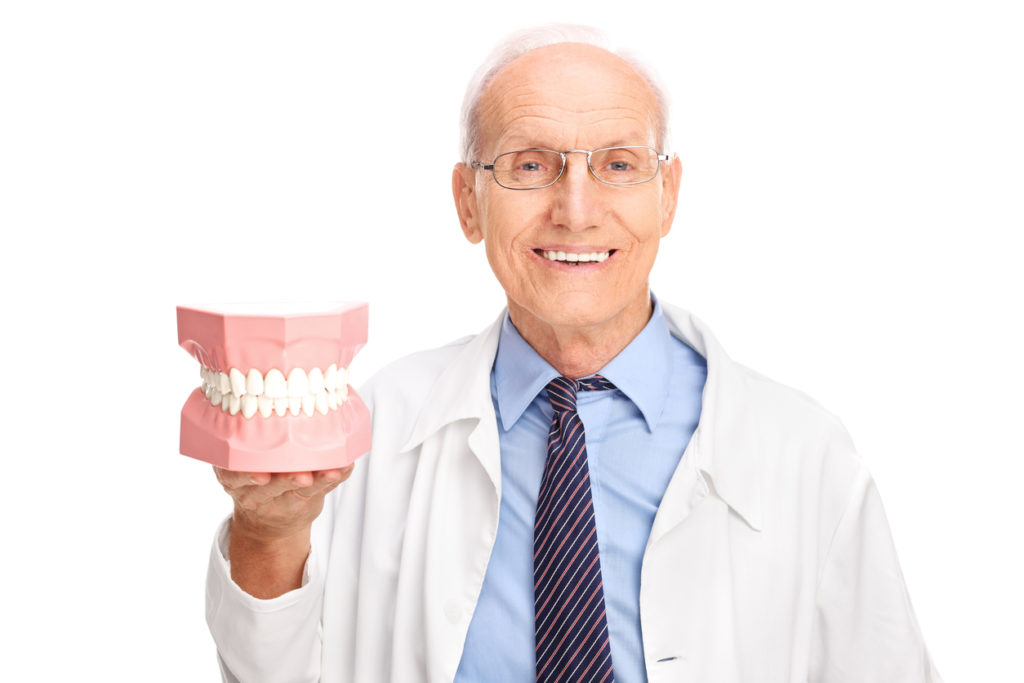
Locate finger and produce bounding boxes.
[233,475,297,509]
[289,471,315,488]
[292,467,352,499]
[313,465,355,486]
[242,471,319,505]
[214,466,271,490]
[242,471,307,501]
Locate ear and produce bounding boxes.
[658,155,683,238]
[452,163,483,244]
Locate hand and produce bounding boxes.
[213,465,356,598]
[214,465,355,543]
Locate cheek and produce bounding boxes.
[484,197,539,252]
[481,222,522,280]
[620,203,664,246]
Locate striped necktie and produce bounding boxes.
[534,374,617,683]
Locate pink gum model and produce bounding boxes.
[176,302,371,472]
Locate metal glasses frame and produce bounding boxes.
[470,146,671,190]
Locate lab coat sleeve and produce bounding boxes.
[810,467,944,682]
[205,514,327,683]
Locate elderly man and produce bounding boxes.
[207,26,942,682]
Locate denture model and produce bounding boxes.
[177,302,371,472]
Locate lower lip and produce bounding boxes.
[531,250,615,272]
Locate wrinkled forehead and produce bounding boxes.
[476,43,660,156]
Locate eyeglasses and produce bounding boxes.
[471,146,670,190]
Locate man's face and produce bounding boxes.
[453,43,682,336]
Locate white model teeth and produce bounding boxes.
[315,391,329,415]
[228,368,245,396]
[195,363,351,419]
[308,367,325,394]
[246,368,263,396]
[264,369,286,399]
[274,397,288,417]
[542,250,610,263]
[287,368,309,397]
[258,395,274,418]
[241,394,258,418]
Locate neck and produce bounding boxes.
[508,288,653,379]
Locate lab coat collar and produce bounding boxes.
[400,311,506,489]
[661,301,763,532]
[493,297,673,433]
[399,302,763,532]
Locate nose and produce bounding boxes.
[549,151,604,232]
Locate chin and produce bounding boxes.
[537,298,618,329]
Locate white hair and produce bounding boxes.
[459,24,673,165]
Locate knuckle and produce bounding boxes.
[216,471,250,491]
[291,485,324,502]
[236,494,261,511]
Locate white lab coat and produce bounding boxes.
[206,302,943,682]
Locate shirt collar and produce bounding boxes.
[400,301,763,533]
[492,295,674,433]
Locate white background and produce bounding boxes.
[1,0,1021,680]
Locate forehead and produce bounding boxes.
[476,43,659,154]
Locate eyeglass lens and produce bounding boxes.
[491,147,660,188]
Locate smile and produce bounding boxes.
[534,249,615,264]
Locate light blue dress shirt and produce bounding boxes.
[455,296,708,682]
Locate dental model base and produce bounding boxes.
[177,302,371,472]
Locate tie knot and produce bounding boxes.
[545,375,616,414]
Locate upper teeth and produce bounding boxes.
[198,364,350,418]
[542,250,610,263]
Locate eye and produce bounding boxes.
[512,153,551,173]
[518,160,546,172]
[597,150,640,173]
[605,159,634,172]
[491,150,562,188]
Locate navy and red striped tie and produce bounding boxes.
[534,375,616,682]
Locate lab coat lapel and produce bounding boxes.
[642,303,763,681]
[654,302,765,538]
[399,313,505,681]
[400,312,504,492]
